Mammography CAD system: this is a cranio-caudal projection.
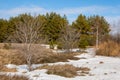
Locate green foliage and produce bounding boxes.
[0,13,110,49]
[0,19,9,42]
[72,14,110,48]
[42,12,68,47]
[72,14,91,48]
[88,15,110,44]
[79,35,89,48]
[72,14,90,34]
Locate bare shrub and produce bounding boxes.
[96,40,120,57]
[111,33,120,44]
[11,15,44,71]
[0,75,29,80]
[59,26,80,53]
[0,43,80,65]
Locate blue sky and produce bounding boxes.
[0,0,120,26]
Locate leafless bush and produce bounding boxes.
[110,33,120,44]
[11,15,44,71]
[59,26,80,53]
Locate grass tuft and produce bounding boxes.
[96,40,120,57]
[0,65,17,72]
[37,64,90,78]
[0,75,29,80]
[37,53,80,64]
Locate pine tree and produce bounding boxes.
[42,12,68,48]
[88,15,110,45]
[0,19,9,42]
[72,14,91,48]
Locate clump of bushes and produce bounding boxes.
[0,75,29,80]
[96,40,120,57]
[37,64,90,78]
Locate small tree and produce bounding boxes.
[12,14,43,71]
[59,26,80,53]
[72,14,91,48]
[88,15,110,46]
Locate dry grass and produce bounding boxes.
[0,43,52,65]
[36,53,80,64]
[78,67,90,76]
[96,40,120,57]
[0,43,80,65]
[0,64,17,72]
[0,75,29,80]
[36,64,90,78]
[0,49,26,65]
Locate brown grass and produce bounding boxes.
[0,64,17,72]
[0,43,80,65]
[36,64,90,78]
[0,75,29,80]
[36,53,80,64]
[0,49,26,65]
[96,40,120,57]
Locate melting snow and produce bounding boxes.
[1,48,120,80]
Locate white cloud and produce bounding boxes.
[106,16,120,34]
[0,5,120,18]
[0,6,49,18]
[56,6,110,15]
[105,16,120,23]
[0,5,120,33]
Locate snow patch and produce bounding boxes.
[2,48,120,80]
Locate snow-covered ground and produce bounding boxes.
[52,48,81,53]
[1,48,120,80]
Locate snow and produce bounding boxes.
[40,44,50,49]
[1,48,120,80]
[52,48,81,53]
[16,65,29,72]
[5,64,17,69]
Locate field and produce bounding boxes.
[0,43,120,80]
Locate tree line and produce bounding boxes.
[0,12,110,49]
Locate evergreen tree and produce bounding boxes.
[0,19,9,42]
[42,12,68,48]
[88,15,110,45]
[72,14,91,48]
